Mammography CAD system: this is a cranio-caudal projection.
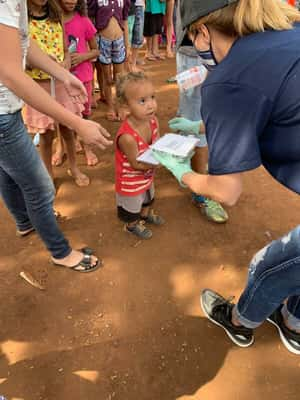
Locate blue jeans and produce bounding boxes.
[176,51,207,148]
[128,6,145,48]
[236,225,300,330]
[0,111,71,259]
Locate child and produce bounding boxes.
[115,72,165,239]
[88,0,131,121]
[144,0,166,61]
[127,0,145,72]
[24,0,90,186]
[60,0,100,167]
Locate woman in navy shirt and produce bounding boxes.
[153,0,300,354]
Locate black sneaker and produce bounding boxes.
[200,289,254,348]
[267,306,300,355]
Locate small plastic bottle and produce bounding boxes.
[176,65,207,92]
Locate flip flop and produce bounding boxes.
[53,247,102,273]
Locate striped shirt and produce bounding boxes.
[115,118,159,196]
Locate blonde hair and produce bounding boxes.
[190,0,300,37]
[116,72,151,104]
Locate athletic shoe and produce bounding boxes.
[267,306,300,355]
[200,289,254,347]
[125,221,152,239]
[192,194,228,224]
[142,210,165,225]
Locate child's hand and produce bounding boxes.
[70,53,85,68]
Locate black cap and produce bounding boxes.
[177,0,238,48]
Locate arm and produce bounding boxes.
[62,26,71,70]
[118,134,156,171]
[0,24,111,149]
[27,38,75,84]
[182,171,243,206]
[123,20,130,54]
[70,37,100,68]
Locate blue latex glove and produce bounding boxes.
[152,150,193,186]
[168,117,201,136]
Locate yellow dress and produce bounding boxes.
[27,16,64,80]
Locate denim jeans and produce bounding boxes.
[128,6,145,48]
[236,225,300,330]
[0,111,71,259]
[176,51,207,148]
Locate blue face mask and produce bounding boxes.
[192,27,218,72]
[195,45,218,72]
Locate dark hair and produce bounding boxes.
[28,0,62,23]
[74,0,87,16]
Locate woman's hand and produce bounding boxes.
[76,118,113,150]
[63,72,88,105]
[152,150,193,186]
[168,117,202,136]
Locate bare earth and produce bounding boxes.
[1,58,300,400]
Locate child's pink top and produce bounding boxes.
[64,12,97,83]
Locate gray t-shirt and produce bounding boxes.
[0,0,29,114]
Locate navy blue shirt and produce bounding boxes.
[202,24,300,194]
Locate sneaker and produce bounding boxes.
[267,306,300,355]
[200,289,254,348]
[142,210,165,226]
[125,221,152,239]
[192,194,228,224]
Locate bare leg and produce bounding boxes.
[60,125,90,187]
[95,62,106,103]
[140,206,150,219]
[152,34,165,59]
[145,36,156,60]
[51,128,66,167]
[131,47,143,72]
[166,0,175,58]
[39,130,55,180]
[102,64,118,121]
[191,147,208,173]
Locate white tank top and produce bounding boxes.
[0,0,29,114]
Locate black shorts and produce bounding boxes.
[143,12,164,37]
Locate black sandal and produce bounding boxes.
[53,247,103,273]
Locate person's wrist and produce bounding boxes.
[180,169,194,187]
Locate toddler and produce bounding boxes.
[115,72,165,239]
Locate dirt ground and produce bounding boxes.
[1,57,300,400]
